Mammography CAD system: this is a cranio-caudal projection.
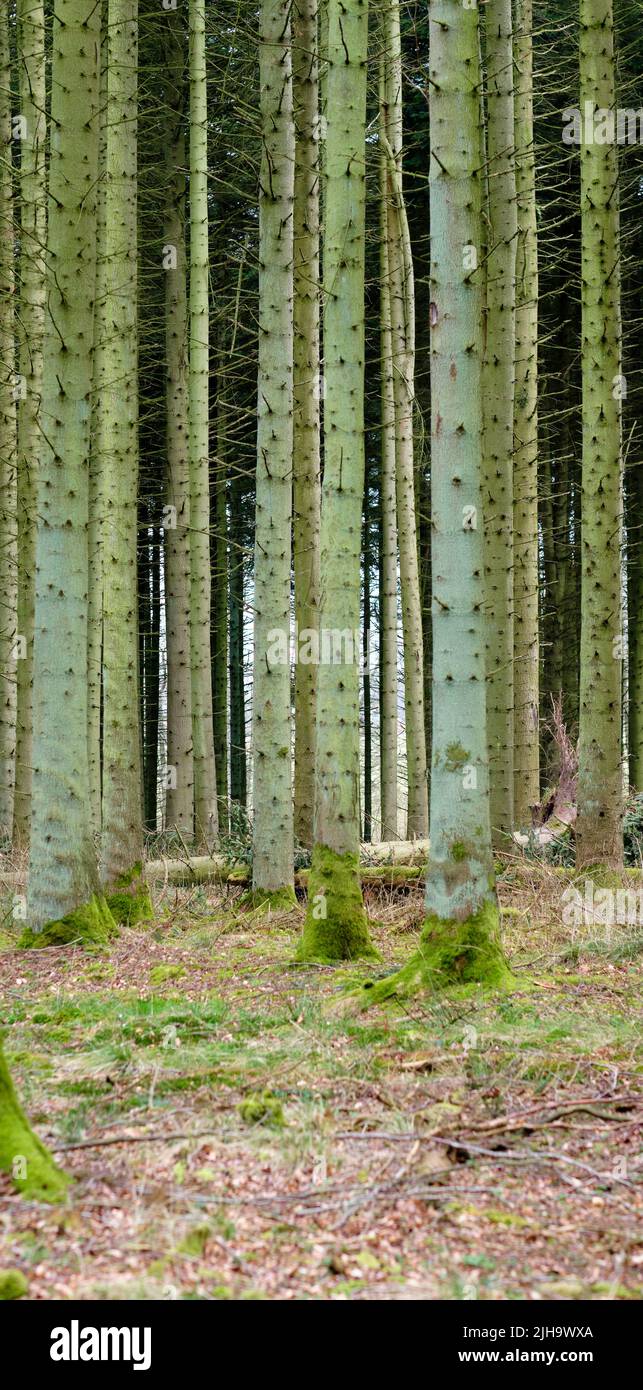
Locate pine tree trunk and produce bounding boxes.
[163,10,194,840]
[189,0,218,846]
[211,353,228,830]
[142,520,161,829]
[13,0,47,846]
[359,0,513,1004]
[293,0,321,850]
[629,462,643,790]
[482,0,518,844]
[513,0,540,827]
[251,0,295,901]
[363,487,372,842]
[576,0,624,868]
[26,0,115,944]
[298,0,376,961]
[378,49,399,841]
[382,0,427,840]
[229,473,247,809]
[98,0,149,922]
[0,5,17,839]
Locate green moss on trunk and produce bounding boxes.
[19,893,117,949]
[296,846,379,963]
[354,899,515,1006]
[0,1042,68,1201]
[105,863,153,927]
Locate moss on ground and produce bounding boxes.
[0,1042,68,1202]
[0,1269,28,1300]
[296,846,379,963]
[19,894,117,949]
[105,864,153,927]
[353,898,515,1007]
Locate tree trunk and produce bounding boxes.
[293,0,321,850]
[211,349,229,831]
[359,0,513,1003]
[25,0,115,945]
[163,10,194,840]
[298,0,377,961]
[98,0,150,924]
[251,0,296,902]
[0,1043,68,1201]
[189,0,218,846]
[482,0,518,844]
[229,475,247,809]
[629,461,643,790]
[0,4,17,840]
[513,0,540,827]
[13,0,47,846]
[576,0,624,868]
[382,0,427,840]
[378,47,399,842]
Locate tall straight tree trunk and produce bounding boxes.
[189,0,218,846]
[379,48,398,841]
[98,0,150,922]
[512,0,540,826]
[142,520,161,829]
[211,352,228,830]
[13,0,47,846]
[382,0,427,840]
[292,0,321,850]
[482,0,518,844]
[576,0,623,867]
[25,0,115,945]
[629,462,643,791]
[298,0,376,961]
[251,0,296,902]
[163,10,194,839]
[0,5,17,839]
[359,0,513,1005]
[229,472,247,809]
[363,487,372,841]
[87,15,108,835]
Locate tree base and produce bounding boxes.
[105,864,154,927]
[296,846,379,963]
[19,893,117,949]
[240,886,297,913]
[353,899,515,1007]
[0,1043,68,1202]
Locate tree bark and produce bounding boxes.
[251,0,296,900]
[576,0,624,868]
[298,0,377,961]
[482,0,518,844]
[293,0,321,850]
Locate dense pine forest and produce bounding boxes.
[0,0,642,1310]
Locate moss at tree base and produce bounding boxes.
[0,1043,68,1202]
[241,885,297,913]
[18,894,118,949]
[296,845,379,963]
[354,898,515,1006]
[105,864,154,927]
[0,1269,28,1300]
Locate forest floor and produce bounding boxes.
[0,861,642,1301]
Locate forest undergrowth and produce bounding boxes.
[0,861,641,1301]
